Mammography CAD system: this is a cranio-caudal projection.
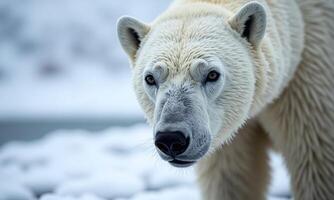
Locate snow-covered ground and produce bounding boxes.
[0,124,291,200]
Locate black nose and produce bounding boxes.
[155,131,189,157]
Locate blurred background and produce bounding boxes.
[0,0,170,144]
[0,1,291,200]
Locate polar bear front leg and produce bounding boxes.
[196,120,270,200]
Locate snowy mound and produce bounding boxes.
[0,124,291,200]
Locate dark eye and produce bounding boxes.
[145,74,156,85]
[206,70,220,82]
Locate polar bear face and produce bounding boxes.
[117,2,266,167]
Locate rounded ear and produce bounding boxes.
[117,16,150,62]
[228,2,267,47]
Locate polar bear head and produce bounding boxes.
[117,2,267,167]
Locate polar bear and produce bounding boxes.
[117,0,334,199]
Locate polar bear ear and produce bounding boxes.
[228,1,267,47]
[117,16,150,61]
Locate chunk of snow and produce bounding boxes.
[147,165,196,190]
[56,172,145,199]
[40,194,105,200]
[119,186,200,200]
[0,182,35,200]
[20,166,68,196]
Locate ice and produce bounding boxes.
[0,124,292,200]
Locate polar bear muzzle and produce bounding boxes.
[152,84,212,168]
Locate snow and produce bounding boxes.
[118,186,201,200]
[0,0,170,120]
[41,194,103,200]
[0,124,292,200]
[56,172,145,199]
[0,182,36,200]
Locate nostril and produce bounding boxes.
[155,141,170,155]
[171,142,186,155]
[172,136,190,155]
[155,131,189,157]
